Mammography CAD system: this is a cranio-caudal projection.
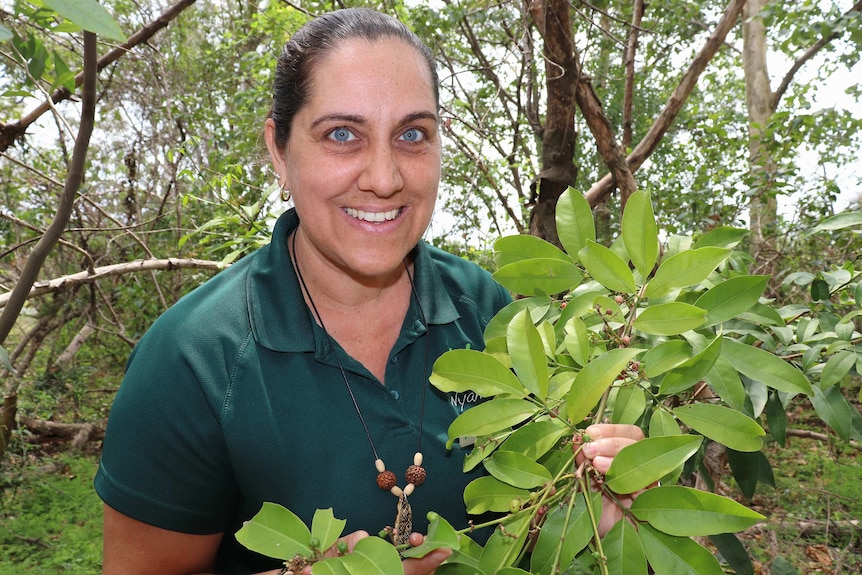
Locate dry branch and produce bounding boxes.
[19,416,104,449]
[583,0,747,207]
[0,0,198,152]
[0,258,223,309]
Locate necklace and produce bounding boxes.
[290,232,430,547]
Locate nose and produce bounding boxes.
[357,141,403,197]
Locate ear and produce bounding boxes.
[264,118,289,187]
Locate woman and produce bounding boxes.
[96,8,643,575]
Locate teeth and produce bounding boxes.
[345,208,400,222]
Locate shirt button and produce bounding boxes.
[390,390,400,400]
[390,356,398,364]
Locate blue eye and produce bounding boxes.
[399,129,425,143]
[329,127,355,142]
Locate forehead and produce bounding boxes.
[306,37,437,109]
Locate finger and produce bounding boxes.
[582,436,639,460]
[322,530,369,559]
[403,547,453,575]
[408,532,425,547]
[584,423,644,441]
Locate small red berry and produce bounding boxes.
[621,335,631,346]
[560,301,568,309]
[614,295,625,304]
[377,470,397,490]
[405,465,426,486]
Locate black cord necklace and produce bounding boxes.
[290,231,430,547]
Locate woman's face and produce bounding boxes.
[267,37,441,282]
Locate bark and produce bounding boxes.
[743,0,778,269]
[53,323,96,370]
[0,392,16,454]
[622,0,646,151]
[19,417,104,450]
[584,0,747,208]
[529,0,578,246]
[0,0,198,152]
[0,258,222,310]
[0,32,98,346]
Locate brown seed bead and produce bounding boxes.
[376,470,397,491]
[405,465,426,487]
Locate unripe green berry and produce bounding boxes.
[336,541,349,554]
[426,511,439,522]
[308,537,320,549]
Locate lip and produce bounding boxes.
[343,207,403,223]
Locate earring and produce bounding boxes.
[280,183,291,203]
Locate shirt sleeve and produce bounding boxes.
[94,312,240,535]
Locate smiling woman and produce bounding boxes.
[93,8,640,575]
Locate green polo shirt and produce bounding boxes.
[95,209,511,574]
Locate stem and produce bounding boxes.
[579,470,609,575]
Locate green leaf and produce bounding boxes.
[0,345,17,375]
[311,508,346,555]
[603,520,646,575]
[464,475,531,513]
[695,276,769,327]
[708,533,755,575]
[659,336,722,395]
[692,227,749,249]
[431,349,526,398]
[400,514,460,559]
[0,24,13,43]
[563,316,591,366]
[507,310,549,400]
[484,296,551,341]
[631,486,764,536]
[673,404,765,452]
[43,0,127,41]
[555,188,596,263]
[770,556,800,575]
[811,385,859,441]
[494,235,571,268]
[567,348,645,425]
[530,492,599,575]
[721,339,813,396]
[479,513,531,574]
[622,190,659,279]
[643,340,691,378]
[579,240,637,294]
[807,211,862,234]
[765,391,787,446]
[312,534,404,575]
[500,419,568,460]
[484,451,552,489]
[612,385,647,425]
[447,399,539,448]
[493,258,583,296]
[633,303,706,336]
[235,502,311,560]
[820,351,856,389]
[638,524,725,575]
[727,449,773,499]
[649,409,682,437]
[704,356,747,412]
[644,247,731,298]
[606,435,703,493]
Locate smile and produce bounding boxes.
[344,207,401,223]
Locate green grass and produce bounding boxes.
[0,446,102,574]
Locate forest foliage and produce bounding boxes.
[1,1,861,573]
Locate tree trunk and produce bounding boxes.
[529,0,578,246]
[742,0,779,270]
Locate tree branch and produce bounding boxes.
[770,0,862,110]
[0,31,98,346]
[584,0,747,207]
[0,0,198,152]
[0,258,223,310]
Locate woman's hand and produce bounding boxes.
[578,423,648,536]
[301,531,451,575]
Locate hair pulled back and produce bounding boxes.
[269,8,438,148]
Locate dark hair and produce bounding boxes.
[269,7,438,148]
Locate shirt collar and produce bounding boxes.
[248,209,460,353]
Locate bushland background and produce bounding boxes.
[1,1,860,572]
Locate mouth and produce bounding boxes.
[344,207,402,223]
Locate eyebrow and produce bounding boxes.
[309,111,438,130]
